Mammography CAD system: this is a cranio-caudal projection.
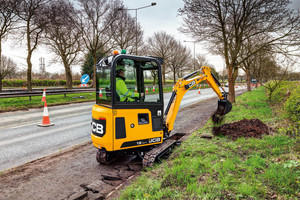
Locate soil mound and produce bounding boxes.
[212,119,273,140]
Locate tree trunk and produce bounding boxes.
[245,69,251,92]
[162,64,166,85]
[255,78,259,88]
[0,41,2,92]
[63,58,73,89]
[27,51,32,91]
[227,65,235,103]
[26,22,32,92]
[93,53,96,88]
[0,73,2,93]
[173,70,176,84]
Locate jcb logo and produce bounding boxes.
[149,137,161,143]
[188,80,196,89]
[92,118,106,137]
[92,122,104,134]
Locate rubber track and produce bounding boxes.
[142,139,177,167]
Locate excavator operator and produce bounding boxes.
[116,64,144,102]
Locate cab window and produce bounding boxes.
[115,58,138,103]
[141,61,161,103]
[96,57,111,106]
[114,57,161,104]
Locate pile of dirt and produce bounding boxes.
[212,119,273,140]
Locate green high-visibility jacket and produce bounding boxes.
[116,78,139,102]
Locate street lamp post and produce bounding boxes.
[118,3,156,55]
[184,40,196,71]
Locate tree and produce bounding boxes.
[210,66,220,80]
[195,54,210,70]
[146,31,177,84]
[0,0,19,92]
[16,0,50,91]
[220,68,228,83]
[239,37,261,91]
[81,50,104,77]
[77,0,119,88]
[1,55,17,79]
[168,41,191,83]
[44,0,82,89]
[179,0,300,102]
[109,6,144,54]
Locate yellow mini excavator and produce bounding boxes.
[91,51,232,167]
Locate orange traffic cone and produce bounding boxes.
[41,89,46,102]
[198,87,201,94]
[99,88,103,97]
[153,85,155,92]
[38,101,54,127]
[146,86,149,93]
[135,85,137,92]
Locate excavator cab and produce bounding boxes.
[92,53,165,163]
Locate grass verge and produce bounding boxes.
[119,87,300,199]
[0,92,95,112]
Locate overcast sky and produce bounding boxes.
[2,0,300,74]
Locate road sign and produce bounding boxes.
[81,74,90,84]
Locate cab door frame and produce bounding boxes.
[110,55,164,150]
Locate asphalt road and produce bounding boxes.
[0,86,245,171]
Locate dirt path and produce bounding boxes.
[0,91,245,200]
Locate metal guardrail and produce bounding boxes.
[0,88,96,99]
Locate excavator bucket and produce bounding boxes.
[212,99,232,124]
[217,99,232,115]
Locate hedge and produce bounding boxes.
[285,85,300,123]
[266,81,300,123]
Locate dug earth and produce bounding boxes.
[213,118,274,140]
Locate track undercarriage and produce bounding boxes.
[96,133,185,167]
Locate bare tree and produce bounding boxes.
[239,37,261,91]
[44,0,82,89]
[179,0,300,102]
[168,41,191,83]
[195,53,210,70]
[16,0,50,91]
[77,0,119,88]
[220,67,228,83]
[1,55,17,79]
[146,31,177,84]
[0,0,19,92]
[110,6,143,54]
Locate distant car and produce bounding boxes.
[251,79,257,84]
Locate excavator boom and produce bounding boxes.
[164,66,232,132]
